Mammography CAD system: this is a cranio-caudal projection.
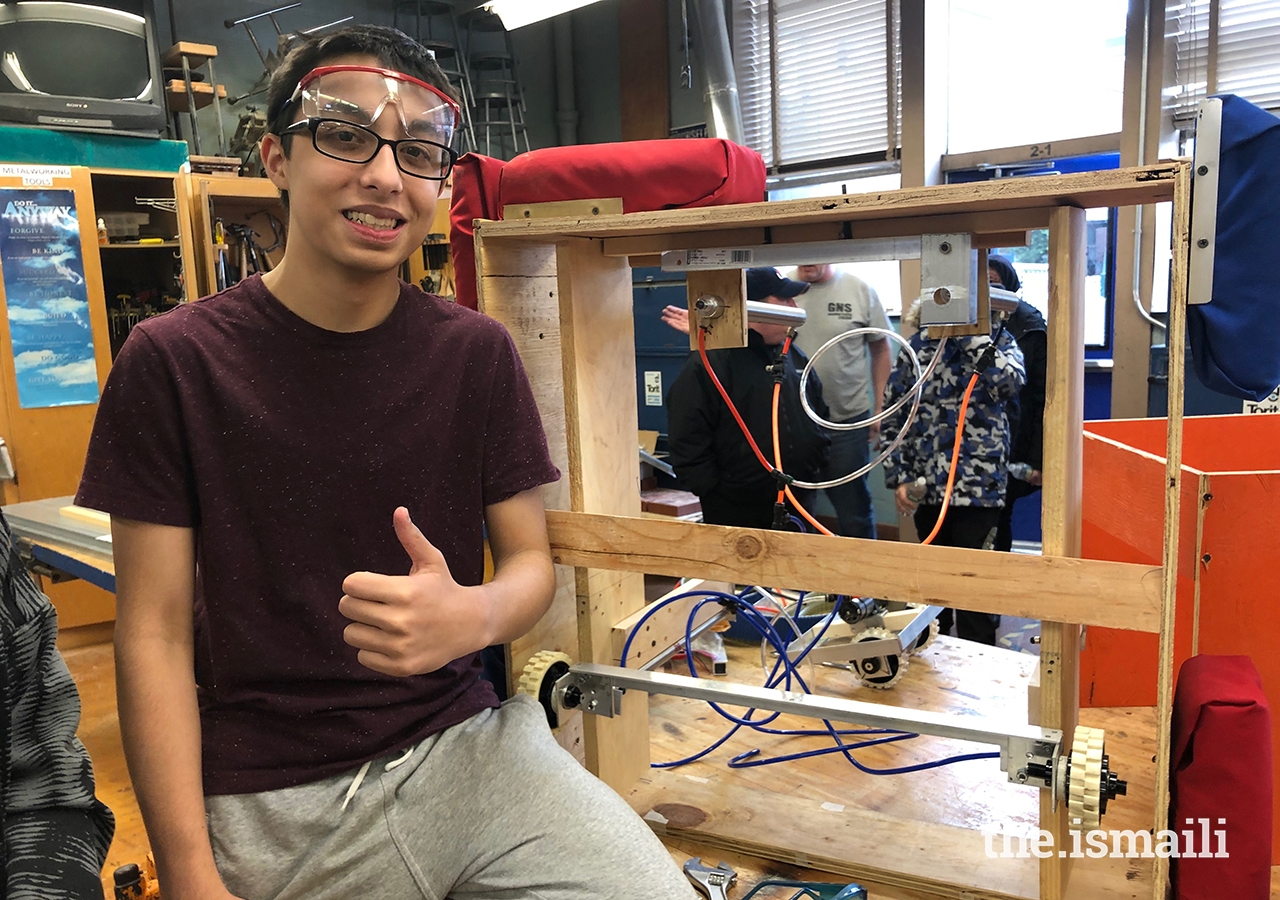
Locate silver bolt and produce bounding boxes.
[939,241,952,254]
[1197,238,1209,249]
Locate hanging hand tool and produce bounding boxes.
[213,218,228,291]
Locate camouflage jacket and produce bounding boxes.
[880,328,1025,507]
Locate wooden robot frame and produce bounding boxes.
[473,161,1190,900]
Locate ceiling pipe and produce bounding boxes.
[688,0,744,144]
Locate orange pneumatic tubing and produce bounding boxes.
[698,325,975,543]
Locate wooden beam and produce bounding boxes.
[546,511,1162,632]
[1151,157,1191,900]
[474,237,578,704]
[502,197,624,221]
[555,239,651,790]
[611,578,732,668]
[472,164,1184,242]
[1038,206,1087,900]
[599,209,1054,258]
[618,0,670,141]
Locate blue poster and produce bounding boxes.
[0,188,100,408]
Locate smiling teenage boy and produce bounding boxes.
[76,25,692,900]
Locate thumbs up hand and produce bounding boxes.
[339,507,493,677]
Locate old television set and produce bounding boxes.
[0,0,166,137]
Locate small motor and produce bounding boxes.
[836,596,883,626]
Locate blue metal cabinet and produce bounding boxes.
[632,266,694,448]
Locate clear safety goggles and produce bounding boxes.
[288,64,460,148]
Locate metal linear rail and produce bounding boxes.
[553,662,1063,796]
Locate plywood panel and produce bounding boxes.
[1091,413,1280,474]
[1079,434,1201,708]
[634,640,1157,900]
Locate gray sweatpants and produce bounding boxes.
[206,694,695,900]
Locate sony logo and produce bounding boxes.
[64,102,89,109]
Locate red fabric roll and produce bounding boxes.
[497,138,766,211]
[1170,654,1272,899]
[448,140,766,310]
[448,153,506,310]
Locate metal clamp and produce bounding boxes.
[919,233,978,327]
[553,669,626,717]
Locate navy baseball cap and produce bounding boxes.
[746,267,809,302]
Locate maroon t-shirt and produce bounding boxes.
[76,275,560,795]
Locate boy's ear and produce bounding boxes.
[261,132,291,193]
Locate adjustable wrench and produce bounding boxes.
[684,857,736,900]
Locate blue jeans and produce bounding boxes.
[822,421,876,539]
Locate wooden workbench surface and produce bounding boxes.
[639,637,1155,899]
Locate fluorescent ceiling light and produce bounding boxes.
[484,0,607,30]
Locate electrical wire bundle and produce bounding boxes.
[622,586,999,775]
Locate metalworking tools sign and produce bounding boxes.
[0,189,100,408]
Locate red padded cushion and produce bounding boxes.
[1171,655,1272,899]
[449,153,506,310]
[448,140,765,310]
[498,139,766,211]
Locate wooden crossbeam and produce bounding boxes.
[600,209,1049,258]
[474,164,1181,242]
[546,511,1162,633]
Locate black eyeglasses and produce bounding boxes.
[282,117,457,181]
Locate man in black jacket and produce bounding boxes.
[667,268,830,529]
[987,254,1047,553]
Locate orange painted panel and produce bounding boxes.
[1089,414,1280,473]
[1079,432,1199,707]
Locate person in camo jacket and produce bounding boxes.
[880,298,1026,645]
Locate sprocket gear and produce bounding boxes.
[852,626,906,689]
[518,649,573,728]
[907,618,940,655]
[1067,725,1106,831]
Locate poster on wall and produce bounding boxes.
[0,188,100,408]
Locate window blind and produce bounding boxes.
[1168,0,1210,125]
[1217,0,1280,110]
[733,0,896,171]
[1169,0,1280,131]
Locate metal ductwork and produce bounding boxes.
[688,0,744,144]
[554,14,579,145]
